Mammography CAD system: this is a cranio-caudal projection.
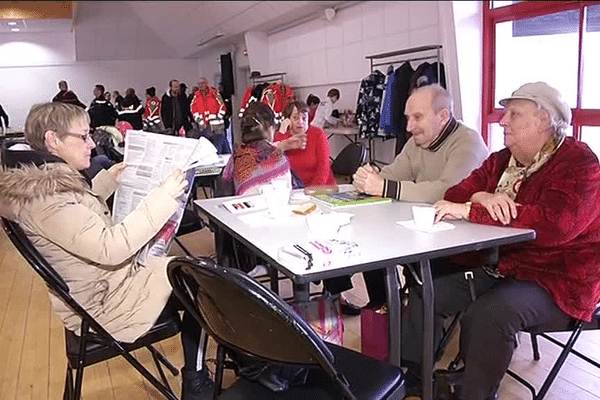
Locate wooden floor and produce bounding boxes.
[1,220,600,399]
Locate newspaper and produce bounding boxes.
[112,130,218,261]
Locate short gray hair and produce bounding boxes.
[24,102,89,151]
[533,102,568,140]
[412,84,454,117]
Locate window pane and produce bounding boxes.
[488,123,573,154]
[489,123,505,153]
[580,127,600,159]
[491,1,521,9]
[495,9,579,108]
[582,4,600,108]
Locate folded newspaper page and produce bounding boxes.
[112,130,218,262]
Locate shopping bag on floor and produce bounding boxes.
[292,297,344,345]
[360,305,388,361]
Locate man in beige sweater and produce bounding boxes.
[353,83,489,307]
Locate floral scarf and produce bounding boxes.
[223,140,290,195]
[495,132,565,200]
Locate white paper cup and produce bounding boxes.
[412,205,435,230]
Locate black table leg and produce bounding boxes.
[385,264,402,367]
[421,258,434,400]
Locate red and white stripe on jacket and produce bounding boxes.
[191,87,225,129]
[261,82,296,123]
[238,86,257,118]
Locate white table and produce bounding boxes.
[194,193,535,400]
[324,126,359,143]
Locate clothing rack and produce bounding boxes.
[364,45,443,167]
[251,72,287,86]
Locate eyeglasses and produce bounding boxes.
[62,132,93,143]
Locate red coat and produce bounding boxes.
[144,96,161,121]
[191,87,225,129]
[261,82,296,122]
[445,138,600,321]
[274,125,336,187]
[238,87,255,118]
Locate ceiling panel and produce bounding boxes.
[2,1,358,60]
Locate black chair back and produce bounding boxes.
[2,217,180,400]
[2,217,70,294]
[167,256,356,398]
[331,143,367,178]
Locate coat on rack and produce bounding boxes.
[355,70,386,139]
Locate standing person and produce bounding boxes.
[52,80,86,109]
[124,88,141,109]
[0,102,214,399]
[112,90,124,111]
[117,93,144,130]
[88,84,117,128]
[143,87,163,132]
[190,77,229,153]
[161,79,191,135]
[311,88,340,129]
[104,91,112,103]
[274,100,336,187]
[400,82,600,400]
[0,103,8,132]
[306,94,321,124]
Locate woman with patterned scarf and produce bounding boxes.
[400,82,600,400]
[223,101,291,195]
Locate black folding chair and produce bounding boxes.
[167,256,406,399]
[331,142,368,184]
[506,305,600,399]
[2,218,181,400]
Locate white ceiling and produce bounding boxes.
[54,1,359,61]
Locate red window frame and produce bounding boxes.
[482,1,600,145]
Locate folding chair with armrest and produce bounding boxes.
[1,218,181,400]
[167,256,406,400]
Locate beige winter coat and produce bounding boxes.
[0,163,178,342]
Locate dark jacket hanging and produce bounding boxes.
[355,70,386,139]
[391,62,416,155]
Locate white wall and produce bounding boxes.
[196,2,451,159]
[0,32,197,129]
[265,1,445,161]
[0,32,75,67]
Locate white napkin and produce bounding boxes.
[396,220,455,233]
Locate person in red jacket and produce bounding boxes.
[190,77,225,132]
[273,101,336,187]
[402,82,600,400]
[143,86,162,132]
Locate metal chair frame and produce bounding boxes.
[2,218,180,400]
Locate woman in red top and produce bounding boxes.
[273,101,335,187]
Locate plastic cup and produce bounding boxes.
[412,205,435,230]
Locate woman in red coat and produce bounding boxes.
[273,101,336,187]
[402,82,600,400]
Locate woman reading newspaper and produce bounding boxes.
[0,102,214,399]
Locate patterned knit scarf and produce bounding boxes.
[223,140,290,195]
[495,132,565,200]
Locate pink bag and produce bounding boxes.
[360,306,389,361]
[293,297,344,345]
